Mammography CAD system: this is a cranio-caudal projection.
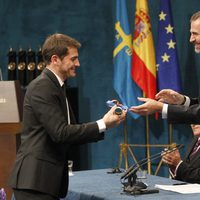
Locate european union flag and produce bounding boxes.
[113,0,141,119]
[156,0,182,92]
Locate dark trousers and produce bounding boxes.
[13,189,59,200]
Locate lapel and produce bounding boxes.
[184,136,199,160]
[42,68,77,124]
[190,150,200,163]
[66,91,77,124]
[42,68,69,119]
[42,68,61,89]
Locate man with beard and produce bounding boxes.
[129,11,200,124]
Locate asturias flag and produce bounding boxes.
[113,0,142,119]
[131,0,157,99]
[156,0,182,92]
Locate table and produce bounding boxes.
[64,169,200,200]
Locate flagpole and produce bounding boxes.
[117,119,140,170]
[169,123,173,144]
[156,0,182,177]
[113,0,142,172]
[131,0,156,174]
[123,118,129,170]
[116,118,129,170]
[168,123,173,177]
[142,91,151,175]
[145,115,151,174]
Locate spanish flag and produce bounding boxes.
[131,0,156,99]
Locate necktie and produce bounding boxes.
[190,139,200,159]
[61,84,70,125]
[62,84,67,98]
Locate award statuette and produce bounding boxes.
[17,48,26,87]
[106,100,128,115]
[26,48,36,84]
[7,48,17,80]
[36,47,45,76]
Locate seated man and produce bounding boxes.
[162,124,200,183]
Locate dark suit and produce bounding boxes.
[175,136,200,183]
[168,98,200,124]
[8,68,104,198]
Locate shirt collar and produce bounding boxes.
[47,68,64,87]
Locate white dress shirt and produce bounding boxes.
[47,68,106,133]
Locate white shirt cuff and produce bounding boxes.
[161,96,190,119]
[174,160,183,177]
[162,103,168,119]
[184,96,190,107]
[169,160,183,178]
[169,168,175,178]
[96,119,106,133]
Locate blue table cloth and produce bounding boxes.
[64,169,200,200]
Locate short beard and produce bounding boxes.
[195,47,200,53]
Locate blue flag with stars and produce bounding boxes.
[113,0,141,119]
[156,0,182,92]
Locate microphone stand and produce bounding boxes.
[120,144,184,195]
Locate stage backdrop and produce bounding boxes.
[0,0,200,177]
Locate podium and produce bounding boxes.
[0,81,23,200]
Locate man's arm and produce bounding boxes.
[168,104,200,124]
[129,89,200,124]
[176,161,200,183]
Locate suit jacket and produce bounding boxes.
[168,98,200,124]
[175,136,200,183]
[8,68,104,198]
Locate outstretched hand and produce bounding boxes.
[129,97,163,116]
[156,89,185,105]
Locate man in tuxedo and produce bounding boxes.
[162,124,200,183]
[130,11,200,124]
[8,33,127,200]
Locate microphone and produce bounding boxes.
[120,144,184,195]
[106,100,128,115]
[121,143,184,180]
